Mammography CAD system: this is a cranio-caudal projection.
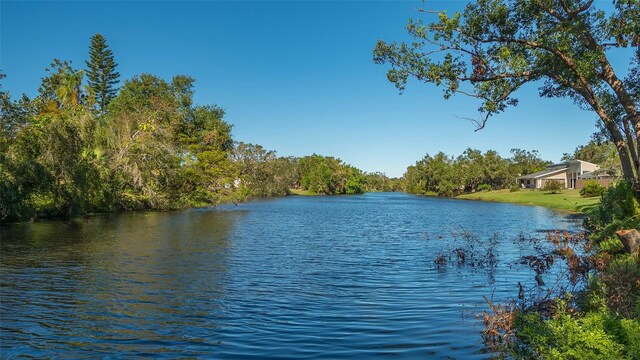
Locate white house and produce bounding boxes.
[516,160,611,189]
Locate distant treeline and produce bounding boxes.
[400,141,620,197]
[0,35,397,222]
[233,145,400,197]
[401,149,551,196]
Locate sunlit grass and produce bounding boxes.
[288,188,318,196]
[457,189,600,213]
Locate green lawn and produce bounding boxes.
[289,188,318,196]
[457,189,600,213]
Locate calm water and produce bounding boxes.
[1,193,578,359]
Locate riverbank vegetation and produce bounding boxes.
[399,142,621,201]
[480,181,640,358]
[0,35,397,223]
[401,148,550,196]
[398,141,621,213]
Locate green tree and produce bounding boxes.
[101,74,241,209]
[101,74,180,209]
[364,172,398,192]
[36,108,101,217]
[457,148,485,191]
[402,163,428,194]
[403,152,464,196]
[374,0,640,185]
[232,143,299,197]
[403,148,546,195]
[3,50,262,220]
[0,74,33,142]
[86,34,120,114]
[174,105,239,206]
[1,75,44,221]
[2,65,104,220]
[36,60,83,113]
[510,148,550,178]
[482,150,511,188]
[562,139,621,176]
[297,155,365,195]
[55,69,84,108]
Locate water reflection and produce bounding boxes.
[1,194,576,358]
[1,209,244,357]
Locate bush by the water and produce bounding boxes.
[513,299,640,359]
[510,184,521,192]
[588,180,640,240]
[477,184,492,192]
[580,180,606,198]
[541,180,564,193]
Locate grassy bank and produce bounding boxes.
[457,189,600,213]
[288,188,319,196]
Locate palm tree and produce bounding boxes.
[55,70,84,108]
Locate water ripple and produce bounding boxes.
[1,193,578,358]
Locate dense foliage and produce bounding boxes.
[481,180,640,359]
[1,36,394,222]
[402,148,549,196]
[513,298,640,359]
[588,180,640,241]
[1,60,243,221]
[232,142,298,197]
[297,155,367,195]
[364,172,402,193]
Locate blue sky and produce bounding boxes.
[0,1,624,177]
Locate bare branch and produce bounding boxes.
[456,114,491,131]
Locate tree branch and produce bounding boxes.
[460,71,537,83]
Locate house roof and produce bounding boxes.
[516,168,567,180]
[546,159,598,168]
[578,171,616,179]
[570,159,599,166]
[517,159,601,180]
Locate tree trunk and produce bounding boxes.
[598,109,638,184]
[613,137,637,183]
[616,229,640,255]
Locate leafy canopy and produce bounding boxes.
[374,0,640,183]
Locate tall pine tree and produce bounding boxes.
[85,34,120,114]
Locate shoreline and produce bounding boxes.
[455,189,599,213]
[1,189,599,225]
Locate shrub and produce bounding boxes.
[600,255,640,317]
[599,237,625,254]
[510,184,521,192]
[477,183,492,192]
[580,180,606,198]
[513,300,637,359]
[587,180,640,239]
[541,180,564,193]
[597,180,639,224]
